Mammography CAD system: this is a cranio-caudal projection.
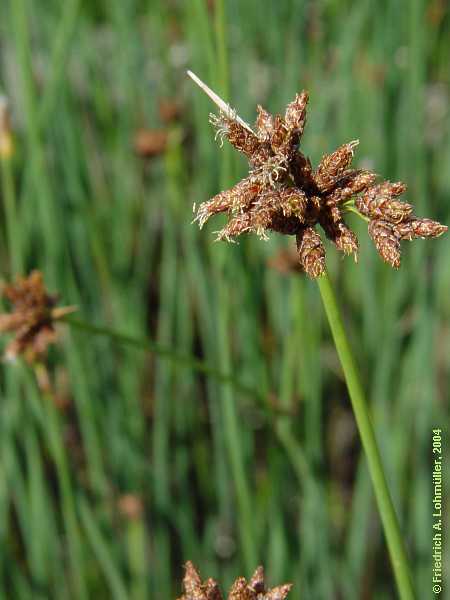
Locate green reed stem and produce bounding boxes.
[317,272,414,600]
[1,156,23,275]
[63,315,263,402]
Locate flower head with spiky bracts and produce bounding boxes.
[0,271,76,363]
[177,561,292,600]
[188,71,447,277]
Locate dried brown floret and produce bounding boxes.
[284,91,309,139]
[216,212,255,242]
[248,566,264,593]
[195,177,261,228]
[225,118,261,160]
[327,169,377,204]
[188,72,447,275]
[321,217,359,259]
[278,188,308,219]
[297,227,326,278]
[368,220,401,269]
[268,114,288,153]
[177,563,292,600]
[254,188,307,221]
[289,152,314,189]
[0,271,76,362]
[396,218,447,241]
[356,182,412,223]
[313,141,359,193]
[255,105,274,141]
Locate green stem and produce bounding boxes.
[317,272,414,600]
[1,156,23,275]
[343,204,370,223]
[62,315,264,402]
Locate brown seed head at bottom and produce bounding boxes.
[263,585,294,600]
[177,563,292,600]
[179,561,216,600]
[296,227,326,278]
[248,566,264,593]
[368,220,401,269]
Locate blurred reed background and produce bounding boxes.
[0,0,449,598]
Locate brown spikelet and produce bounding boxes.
[269,114,289,153]
[324,196,342,223]
[278,188,308,219]
[321,217,359,259]
[356,182,412,223]
[255,188,307,221]
[226,120,261,159]
[327,169,377,204]
[195,177,260,228]
[396,218,448,241]
[227,578,251,600]
[216,212,255,241]
[269,212,304,236]
[0,271,76,363]
[289,152,314,189]
[255,106,274,141]
[313,141,359,193]
[284,91,309,140]
[263,585,293,600]
[189,72,447,273]
[177,563,292,600]
[248,566,265,593]
[297,227,326,278]
[368,220,401,269]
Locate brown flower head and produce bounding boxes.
[177,562,292,600]
[0,271,76,362]
[188,72,447,276]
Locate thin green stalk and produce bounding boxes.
[1,156,23,274]
[317,272,415,600]
[63,315,264,402]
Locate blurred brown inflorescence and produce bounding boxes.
[177,562,292,600]
[191,73,447,277]
[0,270,75,363]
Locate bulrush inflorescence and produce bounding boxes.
[177,561,292,600]
[189,72,447,277]
[0,271,75,362]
